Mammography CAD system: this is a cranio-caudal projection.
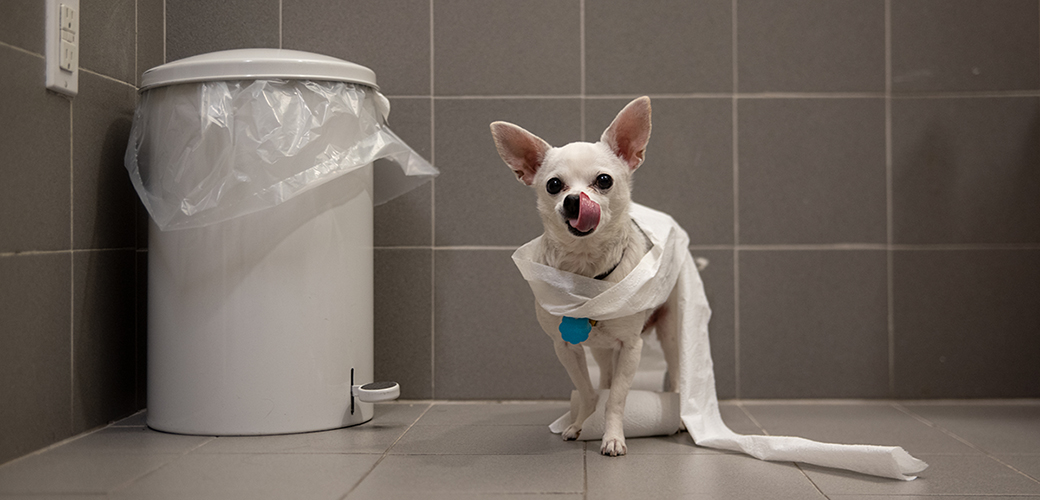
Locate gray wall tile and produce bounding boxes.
[283,0,430,96]
[586,0,732,94]
[165,0,280,62]
[72,71,138,250]
[376,181,433,247]
[0,0,44,54]
[694,250,736,399]
[0,47,71,253]
[891,0,1040,92]
[434,98,581,246]
[892,97,1040,245]
[135,252,148,408]
[72,250,138,433]
[79,0,135,84]
[738,98,887,245]
[137,0,167,84]
[375,249,433,399]
[893,250,1040,398]
[0,255,72,465]
[586,98,734,245]
[375,98,433,247]
[433,0,581,96]
[434,250,571,399]
[739,250,889,398]
[738,0,885,93]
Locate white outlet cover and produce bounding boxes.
[45,0,79,96]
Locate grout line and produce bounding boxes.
[430,226,436,399]
[582,441,588,500]
[885,0,896,398]
[68,99,76,433]
[392,399,570,405]
[0,247,143,258]
[110,436,218,494]
[278,0,283,49]
[579,0,586,140]
[892,403,1040,486]
[134,0,142,410]
[413,90,1040,101]
[0,249,71,258]
[79,67,138,90]
[0,418,133,469]
[429,0,436,400]
[369,243,1040,253]
[889,243,1040,251]
[735,402,768,435]
[731,0,741,399]
[161,0,166,64]
[433,245,520,251]
[0,40,43,58]
[341,403,435,499]
[737,244,887,251]
[795,462,832,500]
[890,90,1040,99]
[133,0,138,88]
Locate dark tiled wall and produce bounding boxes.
[4,0,1040,464]
[0,0,163,464]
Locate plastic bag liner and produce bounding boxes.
[124,79,438,230]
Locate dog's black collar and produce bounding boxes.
[594,250,625,281]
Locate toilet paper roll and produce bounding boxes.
[549,389,681,440]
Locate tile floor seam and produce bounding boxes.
[794,461,832,500]
[734,401,769,434]
[892,403,1040,487]
[891,402,984,451]
[340,402,434,500]
[985,455,1040,487]
[582,441,588,500]
[740,403,831,497]
[107,435,216,495]
[0,417,127,470]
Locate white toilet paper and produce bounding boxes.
[514,203,928,481]
[549,390,682,440]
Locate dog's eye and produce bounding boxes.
[595,174,613,190]
[546,177,563,195]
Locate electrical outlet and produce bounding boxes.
[45,0,79,97]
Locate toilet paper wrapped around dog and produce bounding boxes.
[514,203,928,481]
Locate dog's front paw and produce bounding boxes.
[600,436,627,457]
[562,424,582,441]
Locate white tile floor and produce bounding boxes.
[1,400,1038,499]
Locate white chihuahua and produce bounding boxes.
[490,96,680,456]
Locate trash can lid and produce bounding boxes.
[140,48,378,91]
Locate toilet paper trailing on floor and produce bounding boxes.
[516,203,929,481]
[549,390,682,440]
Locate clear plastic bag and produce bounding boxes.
[124,79,437,230]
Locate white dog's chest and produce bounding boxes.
[581,324,625,349]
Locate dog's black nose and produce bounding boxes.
[562,194,580,219]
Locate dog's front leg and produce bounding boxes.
[553,340,598,440]
[601,335,642,456]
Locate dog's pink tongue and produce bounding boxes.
[569,192,601,233]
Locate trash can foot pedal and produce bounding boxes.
[352,381,400,403]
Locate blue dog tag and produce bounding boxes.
[559,316,592,344]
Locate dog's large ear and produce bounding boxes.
[490,121,551,186]
[601,96,652,171]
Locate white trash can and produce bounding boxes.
[124,49,436,435]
